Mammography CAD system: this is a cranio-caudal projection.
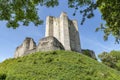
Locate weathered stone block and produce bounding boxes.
[14,37,36,58]
[37,36,65,52]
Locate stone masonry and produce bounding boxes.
[45,12,81,52]
[14,36,65,58]
[37,36,65,52]
[14,37,36,58]
[14,12,82,58]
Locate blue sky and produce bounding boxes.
[0,1,120,62]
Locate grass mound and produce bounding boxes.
[0,50,120,80]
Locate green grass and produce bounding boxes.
[0,50,120,80]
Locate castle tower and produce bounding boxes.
[45,12,81,52]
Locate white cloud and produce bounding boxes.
[81,35,120,54]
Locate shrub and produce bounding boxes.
[0,73,6,80]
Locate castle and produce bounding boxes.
[14,12,82,58]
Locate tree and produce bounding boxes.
[0,0,59,28]
[0,0,93,28]
[99,51,120,71]
[96,0,120,43]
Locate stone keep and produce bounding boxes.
[45,12,81,52]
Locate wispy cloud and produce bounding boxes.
[80,35,119,53]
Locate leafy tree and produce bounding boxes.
[0,0,59,28]
[96,0,120,43]
[0,0,93,28]
[99,51,120,71]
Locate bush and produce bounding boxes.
[99,50,120,71]
[0,73,6,80]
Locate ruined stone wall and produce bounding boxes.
[14,37,36,58]
[60,12,71,50]
[45,12,81,52]
[68,20,81,52]
[37,36,64,52]
[14,36,65,58]
[45,16,54,36]
[53,18,60,41]
[14,12,82,58]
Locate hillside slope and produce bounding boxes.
[0,51,120,80]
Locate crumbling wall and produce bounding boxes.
[14,37,36,58]
[37,36,64,52]
[45,12,81,52]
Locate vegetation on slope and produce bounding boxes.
[99,50,120,71]
[0,51,120,80]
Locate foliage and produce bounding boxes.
[0,0,94,29]
[0,0,59,28]
[0,73,6,80]
[99,50,120,71]
[0,51,120,80]
[68,0,97,25]
[96,0,120,43]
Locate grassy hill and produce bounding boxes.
[0,50,120,80]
